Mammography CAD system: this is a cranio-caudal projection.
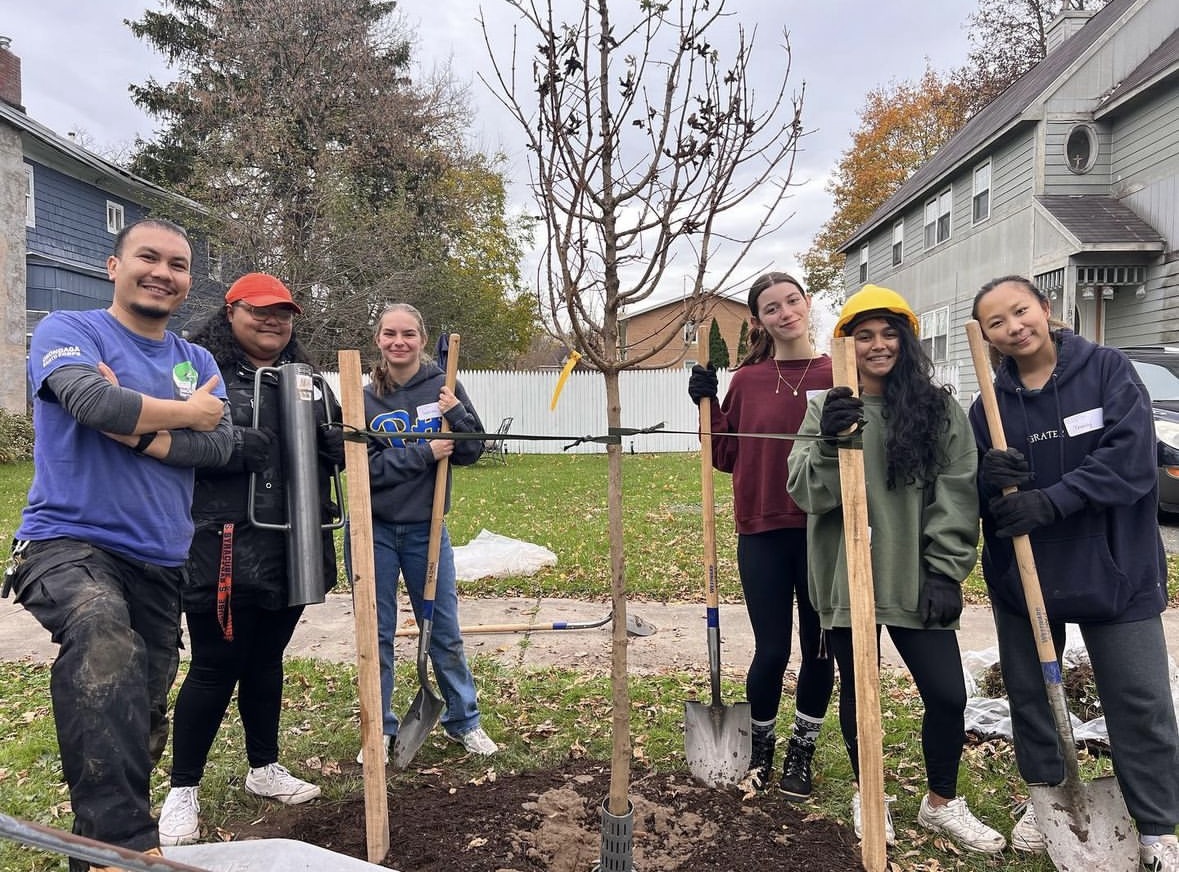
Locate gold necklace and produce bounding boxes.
[773,355,815,396]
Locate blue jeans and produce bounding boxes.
[371,520,481,737]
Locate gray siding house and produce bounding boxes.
[838,0,1179,398]
[0,39,215,415]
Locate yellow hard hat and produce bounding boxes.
[834,284,919,337]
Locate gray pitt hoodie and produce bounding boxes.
[364,362,484,524]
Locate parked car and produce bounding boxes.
[1121,346,1179,514]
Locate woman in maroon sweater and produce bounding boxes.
[688,272,835,798]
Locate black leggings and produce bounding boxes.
[170,603,303,786]
[737,528,834,723]
[825,625,966,799]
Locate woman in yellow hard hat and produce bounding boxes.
[788,285,1005,854]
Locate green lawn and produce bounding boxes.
[0,455,1172,870]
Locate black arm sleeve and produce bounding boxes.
[162,405,235,468]
[44,366,142,434]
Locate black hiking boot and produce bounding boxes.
[778,737,815,800]
[749,729,776,790]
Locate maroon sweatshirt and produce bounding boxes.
[710,355,833,534]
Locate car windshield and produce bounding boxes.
[1132,361,1179,402]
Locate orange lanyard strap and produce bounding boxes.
[217,523,235,642]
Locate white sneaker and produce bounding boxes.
[852,790,896,845]
[917,795,1006,854]
[446,726,498,756]
[245,763,321,805]
[158,786,200,846]
[356,734,391,764]
[1141,834,1179,872]
[1011,803,1046,854]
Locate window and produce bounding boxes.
[683,320,698,345]
[106,201,125,234]
[25,164,35,227]
[892,221,903,266]
[972,161,991,223]
[924,188,951,247]
[920,306,949,363]
[859,243,869,283]
[1065,124,1097,174]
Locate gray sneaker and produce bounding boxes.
[852,790,896,845]
[446,726,498,756]
[1011,803,1046,853]
[1141,835,1179,872]
[245,763,321,805]
[917,795,1006,854]
[158,786,200,846]
[355,734,391,765]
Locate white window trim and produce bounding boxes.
[25,164,35,228]
[920,306,950,363]
[972,160,991,224]
[936,188,952,244]
[892,220,903,266]
[106,201,125,235]
[859,243,869,283]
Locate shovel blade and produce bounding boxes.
[684,700,752,788]
[1030,776,1138,872]
[391,688,444,770]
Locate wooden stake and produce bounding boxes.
[832,337,886,872]
[337,350,389,865]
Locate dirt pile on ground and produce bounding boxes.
[221,758,862,871]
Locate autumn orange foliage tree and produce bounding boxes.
[799,66,969,297]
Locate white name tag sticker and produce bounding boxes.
[417,402,441,421]
[804,389,825,402]
[1063,406,1104,436]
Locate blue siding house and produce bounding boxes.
[0,38,217,414]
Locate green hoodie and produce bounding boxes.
[786,393,979,630]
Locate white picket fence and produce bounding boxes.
[320,362,961,455]
[319,368,731,454]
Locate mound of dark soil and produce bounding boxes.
[220,758,862,871]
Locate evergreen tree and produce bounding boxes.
[126,0,536,366]
[736,320,750,362]
[708,319,731,369]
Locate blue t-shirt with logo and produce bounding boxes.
[18,309,226,566]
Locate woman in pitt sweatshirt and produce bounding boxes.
[360,303,497,761]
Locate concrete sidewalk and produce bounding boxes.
[4,593,1179,675]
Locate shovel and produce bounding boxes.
[684,327,752,787]
[392,334,461,770]
[967,321,1137,871]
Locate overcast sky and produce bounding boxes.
[5,0,979,294]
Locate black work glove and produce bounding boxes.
[979,447,1031,493]
[687,363,718,405]
[238,427,277,474]
[819,386,864,443]
[318,422,346,469]
[919,571,963,627]
[988,489,1057,538]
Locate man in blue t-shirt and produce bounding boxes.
[5,218,233,871]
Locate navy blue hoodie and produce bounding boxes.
[364,362,484,524]
[968,330,1167,623]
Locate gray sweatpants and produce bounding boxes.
[992,601,1179,835]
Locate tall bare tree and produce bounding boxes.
[483,0,804,839]
[128,0,536,367]
[954,0,1113,115]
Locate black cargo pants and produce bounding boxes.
[9,538,182,869]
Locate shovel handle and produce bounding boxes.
[697,328,723,705]
[421,335,460,632]
[966,322,1081,770]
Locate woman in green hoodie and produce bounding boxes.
[787,285,1004,854]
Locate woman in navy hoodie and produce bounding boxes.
[359,303,498,761]
[970,275,1179,868]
